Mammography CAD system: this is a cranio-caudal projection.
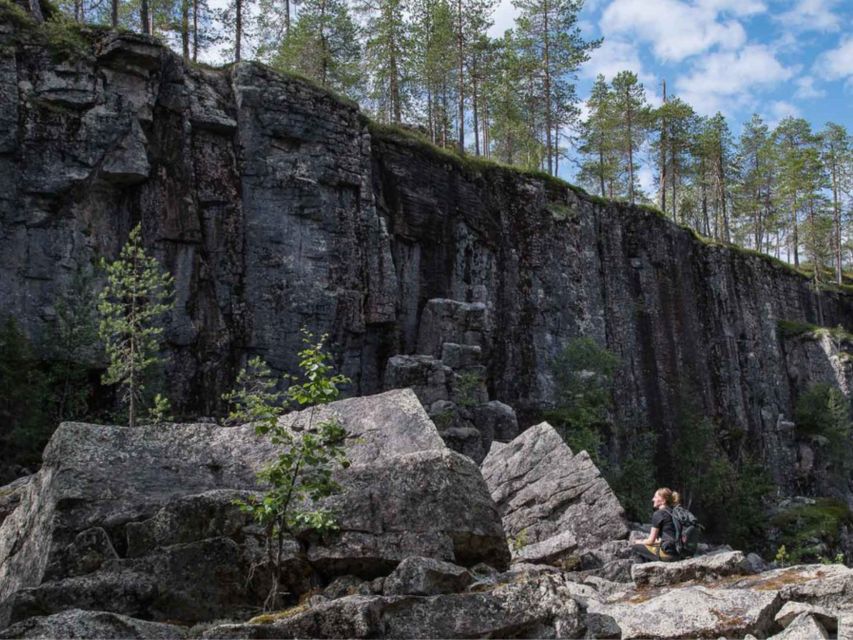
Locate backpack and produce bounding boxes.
[667,505,702,557]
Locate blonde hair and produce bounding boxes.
[655,487,681,507]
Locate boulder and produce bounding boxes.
[481,422,628,564]
[202,573,584,639]
[587,586,781,640]
[0,609,187,639]
[383,557,472,596]
[768,612,829,640]
[631,550,754,587]
[774,601,837,632]
[306,448,510,575]
[729,564,853,610]
[0,389,509,629]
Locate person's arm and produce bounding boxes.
[641,527,660,546]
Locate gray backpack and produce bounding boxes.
[668,505,702,556]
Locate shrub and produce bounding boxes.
[232,330,351,611]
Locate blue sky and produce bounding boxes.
[493,0,853,134]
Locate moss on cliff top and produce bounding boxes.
[365,120,576,192]
[777,319,853,342]
[1,0,101,60]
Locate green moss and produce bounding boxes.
[248,604,309,624]
[777,319,853,342]
[0,0,37,31]
[770,499,853,562]
[1,0,94,60]
[546,202,574,221]
[635,203,669,220]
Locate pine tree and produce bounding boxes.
[774,118,826,270]
[450,0,495,154]
[696,114,734,241]
[651,96,696,221]
[512,0,599,175]
[821,123,851,284]
[733,114,778,251]
[98,224,174,428]
[578,75,618,198]
[411,0,457,145]
[356,0,411,123]
[272,0,363,95]
[610,70,649,204]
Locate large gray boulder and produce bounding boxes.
[481,422,628,564]
[587,586,781,639]
[631,550,755,586]
[0,609,187,639]
[202,572,583,639]
[383,557,473,596]
[0,389,509,630]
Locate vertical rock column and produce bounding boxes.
[384,299,519,463]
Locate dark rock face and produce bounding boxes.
[0,390,509,630]
[1,23,852,493]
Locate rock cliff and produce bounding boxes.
[1,14,852,493]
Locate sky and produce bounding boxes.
[486,0,853,185]
[492,0,853,133]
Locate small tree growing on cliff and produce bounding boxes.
[98,224,174,428]
[230,330,351,611]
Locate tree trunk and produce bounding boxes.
[626,95,635,205]
[111,0,118,27]
[543,0,552,175]
[660,80,667,216]
[472,62,480,156]
[181,0,190,60]
[140,0,150,34]
[285,0,290,37]
[456,0,464,155]
[235,0,242,62]
[192,0,199,62]
[791,199,799,267]
[831,159,842,284]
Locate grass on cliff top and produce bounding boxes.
[777,319,853,342]
[364,120,575,192]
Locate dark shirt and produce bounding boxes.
[652,507,677,548]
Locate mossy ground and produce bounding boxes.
[248,603,309,624]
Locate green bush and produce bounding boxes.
[771,498,853,564]
[546,337,619,464]
[794,383,852,476]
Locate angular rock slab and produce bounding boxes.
[587,586,781,640]
[775,601,837,632]
[203,573,583,639]
[769,612,829,640]
[481,421,628,563]
[383,556,472,596]
[631,550,754,587]
[0,389,508,628]
[0,609,187,639]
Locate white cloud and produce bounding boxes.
[600,0,754,62]
[767,100,801,126]
[489,0,519,38]
[775,0,841,33]
[582,39,649,81]
[794,76,825,98]
[674,44,794,115]
[816,37,853,82]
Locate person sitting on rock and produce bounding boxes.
[632,487,681,562]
